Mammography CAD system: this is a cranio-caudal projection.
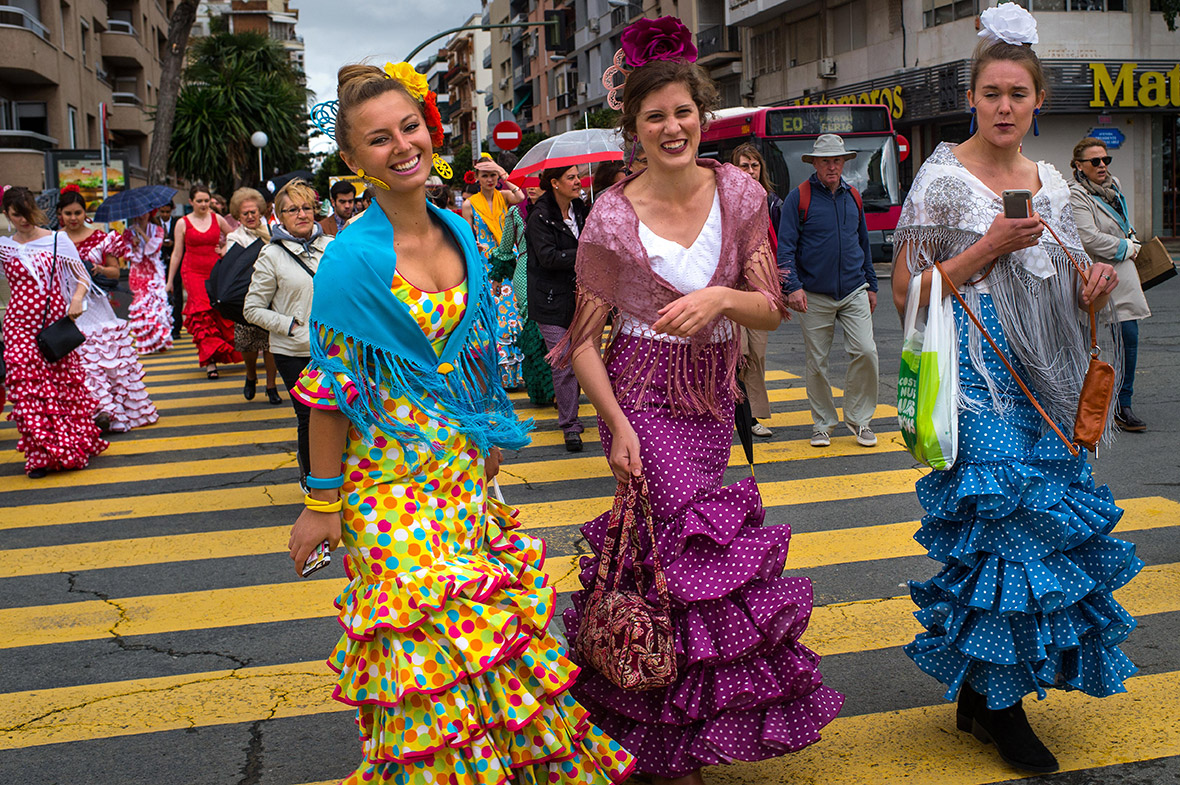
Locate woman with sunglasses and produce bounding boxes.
[1069,137,1151,432]
[243,179,331,490]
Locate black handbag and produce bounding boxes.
[35,233,87,363]
[90,267,120,293]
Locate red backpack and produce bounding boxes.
[797,179,864,223]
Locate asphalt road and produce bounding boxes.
[0,277,1176,785]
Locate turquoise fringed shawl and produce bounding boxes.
[307,202,531,455]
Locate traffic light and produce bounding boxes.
[544,10,567,53]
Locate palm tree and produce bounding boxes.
[169,31,309,194]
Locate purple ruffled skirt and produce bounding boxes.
[563,333,844,778]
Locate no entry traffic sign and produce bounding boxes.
[493,121,522,151]
[896,133,909,162]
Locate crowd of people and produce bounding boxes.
[0,4,1156,784]
[275,5,1152,785]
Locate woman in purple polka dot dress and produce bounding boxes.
[551,18,844,785]
[890,8,1141,775]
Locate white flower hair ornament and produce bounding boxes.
[978,2,1039,46]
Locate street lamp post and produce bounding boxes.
[251,131,269,182]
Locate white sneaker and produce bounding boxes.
[810,431,830,447]
[847,422,877,447]
[751,422,773,438]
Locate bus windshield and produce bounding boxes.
[764,134,899,211]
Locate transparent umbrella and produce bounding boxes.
[507,128,624,195]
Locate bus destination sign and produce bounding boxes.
[767,106,891,137]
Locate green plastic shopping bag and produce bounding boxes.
[897,269,958,470]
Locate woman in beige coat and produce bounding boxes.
[243,179,332,487]
[1068,137,1151,432]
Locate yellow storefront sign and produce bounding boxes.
[1090,63,1180,108]
[790,85,906,120]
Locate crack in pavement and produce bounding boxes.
[65,571,253,670]
[496,467,536,490]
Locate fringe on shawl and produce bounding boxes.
[306,270,531,457]
[548,235,787,422]
[895,224,1122,443]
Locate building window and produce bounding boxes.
[788,15,820,66]
[832,0,868,55]
[751,28,783,76]
[67,105,78,147]
[80,18,88,66]
[1007,0,1126,9]
[923,0,978,28]
[86,113,97,146]
[14,102,49,136]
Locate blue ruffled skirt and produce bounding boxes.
[904,294,1142,710]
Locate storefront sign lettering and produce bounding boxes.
[788,85,905,120]
[1090,63,1180,108]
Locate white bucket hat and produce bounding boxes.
[802,133,857,163]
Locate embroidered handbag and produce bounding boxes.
[36,233,86,364]
[574,474,677,692]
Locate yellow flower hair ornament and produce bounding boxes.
[383,62,429,102]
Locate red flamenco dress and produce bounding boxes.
[0,232,108,473]
[180,215,240,366]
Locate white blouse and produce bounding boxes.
[621,192,728,343]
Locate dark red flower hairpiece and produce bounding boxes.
[621,16,697,69]
[463,170,477,185]
[61,184,82,195]
[424,91,445,148]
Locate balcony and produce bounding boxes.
[0,11,58,85]
[106,18,136,36]
[101,28,147,66]
[555,91,577,112]
[0,4,49,40]
[109,94,149,135]
[0,128,57,150]
[697,25,741,65]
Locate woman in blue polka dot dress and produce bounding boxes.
[889,8,1141,776]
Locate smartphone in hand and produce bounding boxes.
[1001,189,1032,219]
[301,540,331,578]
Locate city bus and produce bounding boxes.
[698,104,902,263]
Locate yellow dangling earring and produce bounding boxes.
[356,168,390,191]
[432,154,453,180]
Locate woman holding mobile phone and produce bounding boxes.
[890,5,1138,774]
[286,62,634,785]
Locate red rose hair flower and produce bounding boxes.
[464,170,477,185]
[424,91,445,148]
[61,184,82,194]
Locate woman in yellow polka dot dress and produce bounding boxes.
[288,62,635,785]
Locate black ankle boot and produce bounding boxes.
[957,684,1059,773]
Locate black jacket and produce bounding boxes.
[525,191,588,327]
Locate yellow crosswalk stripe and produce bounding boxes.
[2,496,1173,581]
[0,404,902,470]
[2,578,1176,756]
[5,525,1175,648]
[0,458,921,531]
[0,452,299,493]
[0,428,900,492]
[0,407,286,443]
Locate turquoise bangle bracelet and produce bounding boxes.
[305,473,345,489]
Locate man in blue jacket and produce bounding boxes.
[777,134,879,448]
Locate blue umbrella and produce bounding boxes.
[93,185,178,223]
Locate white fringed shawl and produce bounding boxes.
[894,143,1120,433]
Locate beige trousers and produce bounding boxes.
[798,285,879,433]
[739,327,771,419]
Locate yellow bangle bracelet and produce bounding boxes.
[304,494,342,513]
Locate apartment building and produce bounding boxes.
[1,0,169,190]
[729,0,1180,238]
[446,14,492,158]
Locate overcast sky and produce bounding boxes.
[294,0,483,151]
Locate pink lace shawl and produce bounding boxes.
[550,159,786,420]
